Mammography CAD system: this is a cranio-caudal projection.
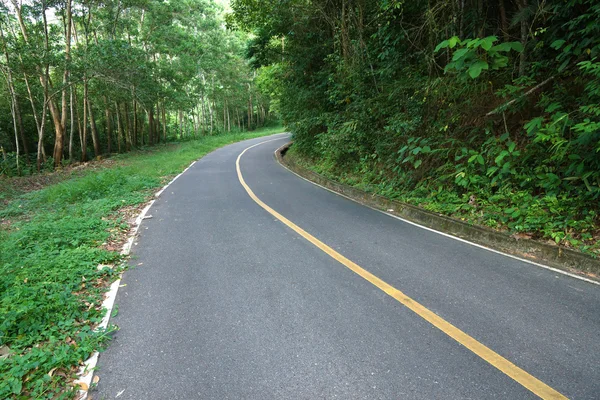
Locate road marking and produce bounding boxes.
[236,139,567,400]
[274,143,598,287]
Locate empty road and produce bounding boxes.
[94,134,600,399]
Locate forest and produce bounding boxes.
[230,0,600,254]
[0,0,272,174]
[1,0,599,398]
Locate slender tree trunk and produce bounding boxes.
[498,0,509,41]
[161,101,167,141]
[227,101,231,132]
[115,101,123,153]
[104,98,112,154]
[124,102,132,151]
[133,99,139,146]
[0,25,25,168]
[200,92,206,135]
[178,109,183,138]
[9,96,20,173]
[74,87,85,161]
[13,1,59,153]
[209,99,214,134]
[155,104,160,144]
[53,0,72,167]
[148,106,155,145]
[69,86,74,161]
[13,97,28,159]
[517,0,528,77]
[87,96,100,158]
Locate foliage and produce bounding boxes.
[0,0,276,175]
[0,125,284,398]
[231,0,600,252]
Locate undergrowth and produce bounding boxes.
[0,126,284,399]
[287,145,600,257]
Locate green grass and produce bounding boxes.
[0,126,285,399]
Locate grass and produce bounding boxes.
[0,126,285,399]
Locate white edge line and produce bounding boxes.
[74,134,289,398]
[274,144,599,287]
[74,160,193,398]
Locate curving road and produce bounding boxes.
[94,134,600,399]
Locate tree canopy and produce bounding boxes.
[0,0,274,173]
[231,0,600,251]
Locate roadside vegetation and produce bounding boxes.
[231,0,600,255]
[0,0,273,175]
[0,124,283,399]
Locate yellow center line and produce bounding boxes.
[236,139,567,400]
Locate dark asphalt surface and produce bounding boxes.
[93,134,600,399]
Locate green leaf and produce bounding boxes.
[414,159,422,168]
[468,60,488,78]
[551,40,566,50]
[510,42,524,52]
[495,150,509,165]
[480,36,497,51]
[434,40,449,53]
[476,155,484,165]
[452,48,470,61]
[448,36,460,49]
[490,56,509,69]
[524,117,544,136]
[491,43,512,52]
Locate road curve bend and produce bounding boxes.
[94,134,600,400]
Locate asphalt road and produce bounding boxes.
[93,134,600,399]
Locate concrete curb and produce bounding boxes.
[275,142,600,283]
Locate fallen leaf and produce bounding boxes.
[92,375,100,384]
[0,345,11,359]
[76,382,89,391]
[48,367,57,377]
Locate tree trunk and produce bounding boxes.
[178,109,183,138]
[54,0,72,167]
[74,87,85,162]
[517,0,528,77]
[227,101,231,132]
[115,101,123,153]
[200,92,206,135]
[124,102,132,151]
[223,101,227,133]
[209,99,214,134]
[87,96,100,158]
[13,97,28,159]
[8,87,20,173]
[148,106,155,145]
[69,86,74,161]
[133,99,139,146]
[104,98,112,154]
[0,25,26,167]
[161,101,167,141]
[498,0,509,41]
